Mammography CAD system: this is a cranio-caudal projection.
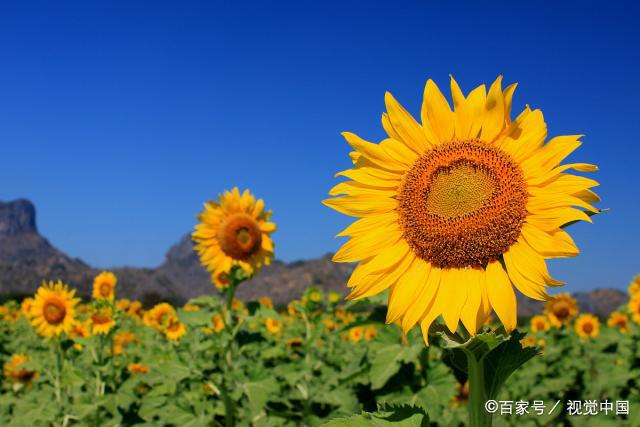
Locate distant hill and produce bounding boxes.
[0,199,629,317]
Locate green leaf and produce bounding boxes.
[243,377,280,413]
[324,404,429,427]
[369,344,416,390]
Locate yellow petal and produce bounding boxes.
[342,132,407,171]
[459,268,483,335]
[332,225,402,262]
[521,223,579,258]
[400,262,439,332]
[480,76,505,142]
[384,92,431,153]
[322,194,398,217]
[337,213,399,237]
[485,261,517,332]
[439,268,468,333]
[386,259,429,324]
[347,254,414,300]
[421,79,454,143]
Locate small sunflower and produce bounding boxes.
[143,303,176,330]
[545,293,578,327]
[90,307,116,335]
[30,280,80,338]
[323,318,336,332]
[607,311,629,333]
[308,290,323,303]
[349,326,364,343]
[324,76,599,342]
[69,321,90,340]
[164,316,186,341]
[364,325,378,341]
[212,314,225,332]
[258,296,274,308]
[575,313,600,339]
[266,318,283,334]
[183,304,201,311]
[127,363,150,375]
[286,337,304,349]
[92,271,117,301]
[116,299,131,311]
[3,354,37,386]
[628,274,640,296]
[20,298,34,319]
[127,301,144,320]
[192,188,276,288]
[113,331,137,355]
[450,382,470,408]
[530,315,551,332]
[627,294,640,324]
[328,292,341,304]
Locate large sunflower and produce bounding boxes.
[30,280,80,338]
[192,188,276,288]
[323,76,599,341]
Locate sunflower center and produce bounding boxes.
[218,213,262,260]
[99,283,111,297]
[92,312,112,325]
[43,299,66,325]
[555,306,569,319]
[398,140,528,268]
[582,323,593,334]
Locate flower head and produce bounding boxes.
[30,280,80,338]
[92,272,117,301]
[530,315,551,332]
[144,303,175,330]
[607,311,629,333]
[3,354,37,386]
[266,318,283,334]
[545,293,578,327]
[90,306,116,335]
[324,76,598,342]
[192,188,276,288]
[575,313,600,339]
[211,313,225,332]
[164,316,186,341]
[128,363,150,374]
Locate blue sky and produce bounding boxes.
[0,1,638,292]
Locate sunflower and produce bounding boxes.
[627,294,640,324]
[530,315,551,332]
[286,337,304,349]
[192,188,276,288]
[450,382,470,408]
[607,311,629,333]
[328,292,341,304]
[545,293,579,327]
[308,290,323,303]
[127,363,149,374]
[364,325,378,341]
[3,354,37,386]
[127,301,144,320]
[575,314,600,339]
[266,318,283,334]
[212,313,225,332]
[113,331,137,355]
[259,296,274,308]
[183,304,200,311]
[92,271,117,301]
[323,318,336,332]
[164,316,186,341]
[20,298,34,319]
[90,307,116,335]
[116,299,131,311]
[30,280,79,338]
[628,274,640,296]
[143,303,176,330]
[348,326,364,342]
[323,76,598,341]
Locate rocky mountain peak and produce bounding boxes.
[0,199,37,237]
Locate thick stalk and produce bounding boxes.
[467,356,492,427]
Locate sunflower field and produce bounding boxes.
[0,76,625,426]
[0,273,640,426]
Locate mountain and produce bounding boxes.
[0,199,630,317]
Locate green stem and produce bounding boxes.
[220,275,241,426]
[467,356,492,427]
[53,338,63,404]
